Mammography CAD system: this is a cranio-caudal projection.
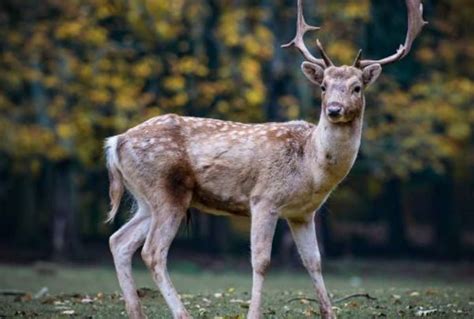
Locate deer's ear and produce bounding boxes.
[362,64,382,86]
[301,62,325,85]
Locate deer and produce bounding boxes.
[105,0,426,318]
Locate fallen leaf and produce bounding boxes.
[300,298,309,305]
[332,306,342,313]
[14,293,32,302]
[230,299,245,303]
[346,301,360,308]
[55,306,71,310]
[33,287,49,299]
[425,288,439,296]
[81,297,94,304]
[415,308,437,316]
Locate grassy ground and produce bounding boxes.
[0,259,472,318]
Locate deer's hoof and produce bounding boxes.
[175,311,192,319]
[320,308,336,319]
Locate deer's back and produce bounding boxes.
[115,114,317,216]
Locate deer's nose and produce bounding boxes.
[327,103,343,117]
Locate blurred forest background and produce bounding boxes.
[0,0,472,263]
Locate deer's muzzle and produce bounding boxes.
[327,102,343,118]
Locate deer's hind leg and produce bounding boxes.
[109,207,150,319]
[141,189,193,319]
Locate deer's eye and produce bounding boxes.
[353,86,361,94]
[321,85,326,93]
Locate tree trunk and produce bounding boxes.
[385,177,407,253]
[433,169,459,258]
[51,161,81,260]
[315,205,333,257]
[16,173,37,245]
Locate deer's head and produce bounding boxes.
[282,0,427,124]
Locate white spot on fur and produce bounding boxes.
[276,131,285,137]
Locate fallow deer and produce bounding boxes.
[106,0,426,318]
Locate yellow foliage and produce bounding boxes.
[447,122,470,140]
[327,41,357,65]
[164,76,186,91]
[56,21,83,39]
[83,27,107,45]
[344,1,370,21]
[218,10,245,47]
[116,88,139,111]
[244,88,264,106]
[0,0,471,176]
[417,47,435,63]
[155,21,177,40]
[173,92,189,107]
[90,89,110,104]
[57,123,75,140]
[176,57,208,76]
[279,96,300,120]
[240,58,260,83]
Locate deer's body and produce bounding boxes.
[107,111,361,222]
[106,1,426,318]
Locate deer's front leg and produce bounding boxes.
[247,201,279,319]
[288,215,335,319]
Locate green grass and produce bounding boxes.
[0,260,472,318]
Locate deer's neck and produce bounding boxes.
[306,112,363,186]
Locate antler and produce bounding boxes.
[356,0,428,68]
[282,0,333,68]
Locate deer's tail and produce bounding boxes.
[104,135,124,223]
